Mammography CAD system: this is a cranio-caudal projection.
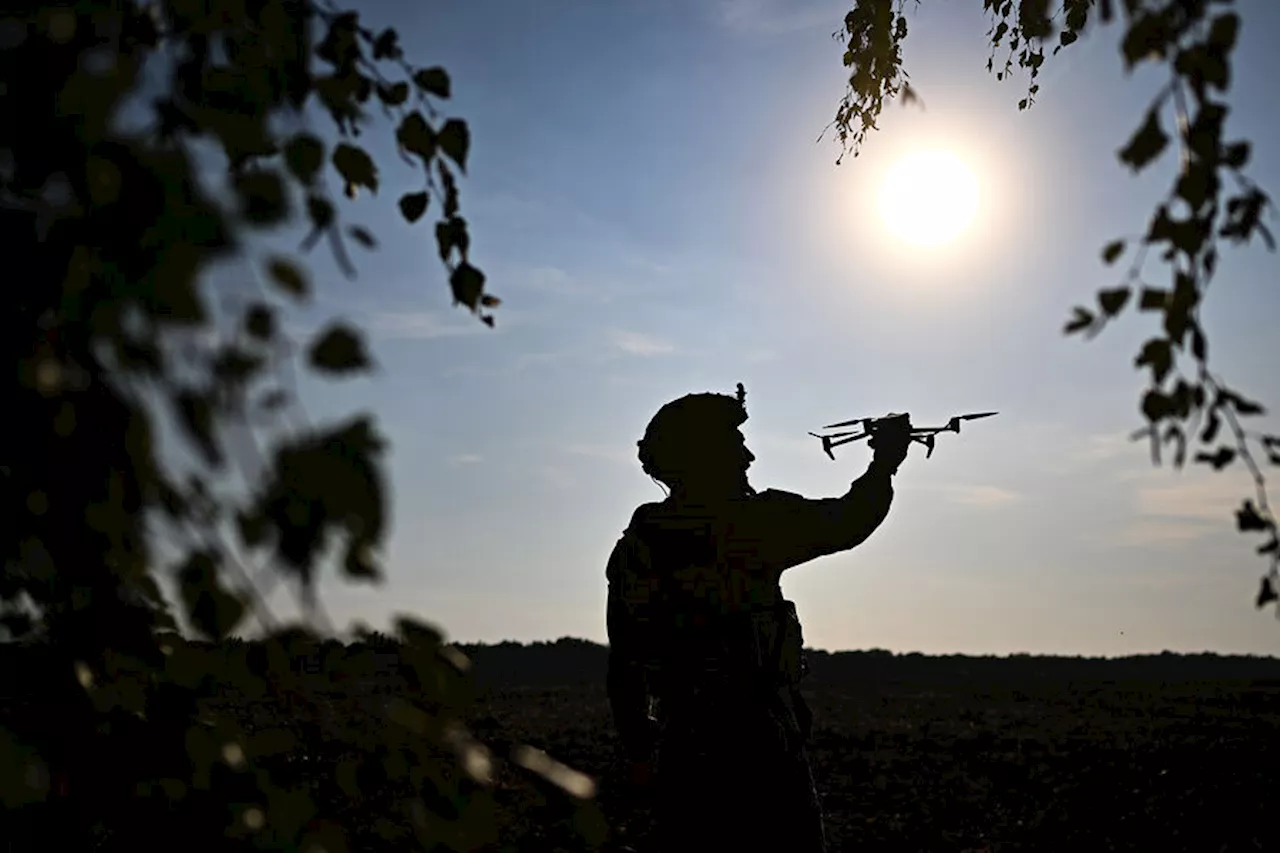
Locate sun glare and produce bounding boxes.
[878,150,980,247]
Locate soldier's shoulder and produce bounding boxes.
[750,488,806,504]
[626,500,669,530]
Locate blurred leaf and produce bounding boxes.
[267,257,309,300]
[399,191,429,223]
[332,143,378,194]
[177,550,246,641]
[1257,576,1278,608]
[1237,500,1270,532]
[347,225,377,249]
[1138,287,1168,311]
[308,324,373,375]
[377,81,409,106]
[396,112,436,162]
[235,170,289,226]
[414,66,451,98]
[245,304,274,341]
[1194,447,1235,471]
[1064,307,1093,335]
[438,119,470,171]
[1098,287,1130,316]
[450,263,485,310]
[1207,13,1240,53]
[436,216,469,263]
[1101,240,1125,265]
[1134,338,1173,384]
[1223,141,1250,169]
[1118,109,1169,172]
[173,390,220,467]
[284,134,325,184]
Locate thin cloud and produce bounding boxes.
[612,330,675,357]
[535,465,577,490]
[448,454,484,466]
[1119,519,1219,547]
[918,482,1023,506]
[559,444,633,465]
[1136,475,1248,523]
[712,0,840,36]
[365,311,490,341]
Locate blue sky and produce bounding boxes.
[207,0,1279,656]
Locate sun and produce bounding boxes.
[878,150,980,247]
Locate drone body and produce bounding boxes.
[809,411,997,460]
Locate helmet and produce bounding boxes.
[637,383,748,484]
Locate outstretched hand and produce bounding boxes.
[868,420,912,475]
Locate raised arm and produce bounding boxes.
[751,464,894,572]
[750,427,911,573]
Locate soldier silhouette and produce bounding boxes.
[605,384,910,853]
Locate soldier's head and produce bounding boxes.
[637,383,756,500]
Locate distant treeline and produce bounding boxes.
[3,635,1279,696]
[449,638,1280,689]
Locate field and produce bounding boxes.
[468,678,1280,852]
[4,643,1279,852]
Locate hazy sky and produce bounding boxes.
[208,0,1279,656]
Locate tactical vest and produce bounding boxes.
[624,502,811,727]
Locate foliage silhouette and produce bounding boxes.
[0,1,601,851]
[829,0,1280,616]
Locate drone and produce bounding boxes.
[808,411,998,460]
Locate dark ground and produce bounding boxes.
[469,678,1280,852]
[3,642,1279,851]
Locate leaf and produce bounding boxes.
[1207,13,1239,53]
[396,112,436,162]
[284,134,325,184]
[1141,389,1171,422]
[309,324,373,375]
[1256,576,1278,609]
[234,170,288,226]
[332,143,379,194]
[177,550,246,642]
[347,225,377,249]
[414,66,451,98]
[376,81,409,106]
[1233,395,1265,416]
[1138,287,1168,311]
[253,417,386,582]
[1200,409,1221,443]
[1190,327,1207,361]
[266,257,309,300]
[1223,141,1250,169]
[174,390,220,467]
[1101,240,1125,265]
[1237,500,1270,532]
[438,119,470,171]
[306,195,335,231]
[450,263,485,310]
[436,216,469,263]
[245,304,274,341]
[372,27,401,60]
[1118,109,1169,172]
[1063,307,1093,335]
[1097,287,1130,317]
[1193,447,1235,471]
[1134,338,1173,384]
[399,191,428,223]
